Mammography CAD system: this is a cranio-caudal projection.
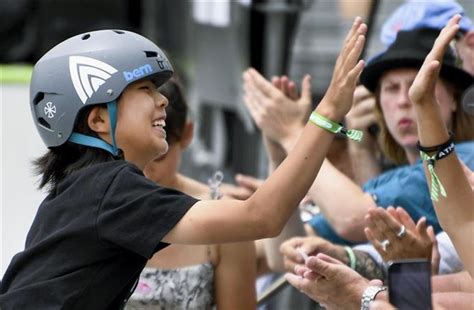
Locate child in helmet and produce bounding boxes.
[0,18,367,309]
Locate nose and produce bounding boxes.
[155,91,169,108]
[395,87,412,109]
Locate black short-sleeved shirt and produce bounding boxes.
[0,160,198,310]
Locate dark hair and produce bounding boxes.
[33,105,118,193]
[158,75,189,145]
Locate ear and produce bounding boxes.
[87,106,110,134]
[179,121,194,149]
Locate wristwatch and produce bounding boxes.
[360,285,387,310]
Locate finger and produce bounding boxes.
[341,17,364,54]
[235,174,262,192]
[288,81,298,100]
[365,227,386,256]
[315,253,344,265]
[280,238,306,264]
[271,76,281,89]
[375,208,405,239]
[247,68,281,99]
[347,59,365,86]
[416,217,428,237]
[429,15,461,63]
[281,75,290,96]
[367,209,391,241]
[396,207,417,232]
[386,206,400,221]
[284,257,298,272]
[303,270,320,281]
[353,85,373,103]
[294,264,310,276]
[345,34,366,72]
[300,74,312,104]
[304,255,337,279]
[285,272,317,295]
[219,183,253,200]
[351,97,376,117]
[348,112,377,130]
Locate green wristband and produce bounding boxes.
[309,111,363,142]
[344,246,357,270]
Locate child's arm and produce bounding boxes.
[163,17,367,245]
[409,14,474,277]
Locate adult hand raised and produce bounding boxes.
[242,69,311,149]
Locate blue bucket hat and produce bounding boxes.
[381,0,474,46]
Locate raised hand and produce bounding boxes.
[317,17,367,122]
[242,69,311,147]
[346,85,378,150]
[409,15,462,105]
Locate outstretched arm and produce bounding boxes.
[163,18,368,245]
[408,15,474,277]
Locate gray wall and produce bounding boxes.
[1,84,46,277]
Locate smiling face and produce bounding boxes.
[379,68,457,153]
[114,79,169,169]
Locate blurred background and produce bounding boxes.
[1,0,473,277]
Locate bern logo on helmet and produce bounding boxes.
[123,64,153,82]
[44,102,57,118]
[69,56,118,104]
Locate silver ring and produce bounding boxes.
[396,225,407,238]
[381,239,391,252]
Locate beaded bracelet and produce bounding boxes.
[309,111,363,142]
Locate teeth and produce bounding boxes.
[153,120,165,127]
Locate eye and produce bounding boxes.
[139,85,150,89]
[383,84,398,92]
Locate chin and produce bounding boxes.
[157,142,169,157]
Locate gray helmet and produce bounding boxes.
[30,29,173,149]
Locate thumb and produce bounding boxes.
[300,75,312,104]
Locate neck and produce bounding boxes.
[405,146,420,165]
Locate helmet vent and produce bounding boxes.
[37,117,51,129]
[81,34,91,40]
[145,51,158,58]
[33,92,45,105]
[113,30,125,34]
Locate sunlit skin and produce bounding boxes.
[94,79,169,170]
[379,68,457,163]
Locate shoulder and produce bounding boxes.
[363,163,414,189]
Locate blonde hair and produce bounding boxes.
[374,80,474,165]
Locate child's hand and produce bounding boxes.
[409,15,462,105]
[318,17,367,121]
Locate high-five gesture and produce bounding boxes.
[409,15,461,106]
[408,14,474,277]
[319,17,367,121]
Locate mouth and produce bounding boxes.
[398,118,413,127]
[152,119,166,128]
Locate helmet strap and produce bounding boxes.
[68,100,121,157]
